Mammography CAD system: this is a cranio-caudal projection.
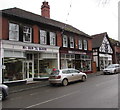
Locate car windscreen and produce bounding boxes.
[50,70,60,75]
[107,64,116,68]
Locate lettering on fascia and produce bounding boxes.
[23,46,46,51]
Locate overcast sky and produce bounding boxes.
[0,0,119,40]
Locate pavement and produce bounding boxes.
[9,71,103,94]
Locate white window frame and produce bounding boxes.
[9,23,19,41]
[83,40,88,50]
[40,30,47,45]
[50,32,56,46]
[78,39,82,49]
[63,35,68,47]
[70,37,74,48]
[23,26,32,43]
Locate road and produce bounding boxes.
[2,73,118,109]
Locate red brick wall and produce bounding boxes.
[33,25,39,44]
[75,36,78,49]
[1,17,9,40]
[56,31,62,47]
[88,39,92,51]
[41,7,50,18]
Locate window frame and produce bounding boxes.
[78,39,83,49]
[50,32,56,46]
[40,30,47,45]
[9,23,19,41]
[70,37,74,48]
[23,26,32,43]
[83,40,88,50]
[63,35,68,47]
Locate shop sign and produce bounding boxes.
[23,46,46,51]
[68,51,86,55]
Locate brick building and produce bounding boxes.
[110,38,120,64]
[0,1,92,83]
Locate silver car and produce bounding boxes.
[0,84,9,100]
[103,64,120,74]
[49,68,87,86]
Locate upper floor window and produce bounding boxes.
[40,30,47,45]
[23,26,32,42]
[70,37,74,48]
[78,39,82,49]
[63,35,68,47]
[50,32,56,46]
[9,23,19,41]
[83,40,88,50]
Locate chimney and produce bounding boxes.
[41,1,50,18]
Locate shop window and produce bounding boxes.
[9,23,19,41]
[40,30,47,45]
[50,32,56,46]
[63,35,68,47]
[3,58,24,82]
[83,40,88,50]
[23,26,32,42]
[70,37,74,48]
[78,39,82,49]
[26,53,32,60]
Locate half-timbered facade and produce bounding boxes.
[92,32,113,71]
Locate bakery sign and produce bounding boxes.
[23,46,46,51]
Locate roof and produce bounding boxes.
[109,38,120,46]
[1,7,90,38]
[91,32,107,48]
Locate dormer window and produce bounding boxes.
[23,26,32,42]
[70,37,74,48]
[9,23,19,41]
[63,35,68,47]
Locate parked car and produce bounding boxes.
[103,64,120,74]
[49,68,87,86]
[0,84,9,100]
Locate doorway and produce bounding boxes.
[23,61,34,80]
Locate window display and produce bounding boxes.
[3,58,24,82]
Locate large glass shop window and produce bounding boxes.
[3,58,24,82]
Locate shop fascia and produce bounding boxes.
[2,40,59,54]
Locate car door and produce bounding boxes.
[69,69,80,81]
[67,69,76,82]
[62,70,73,82]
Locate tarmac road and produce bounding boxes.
[2,73,118,109]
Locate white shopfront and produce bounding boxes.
[2,40,59,83]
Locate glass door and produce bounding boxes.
[23,61,34,80]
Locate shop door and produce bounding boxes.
[23,61,34,80]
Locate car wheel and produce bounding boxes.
[82,75,86,82]
[62,79,68,86]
